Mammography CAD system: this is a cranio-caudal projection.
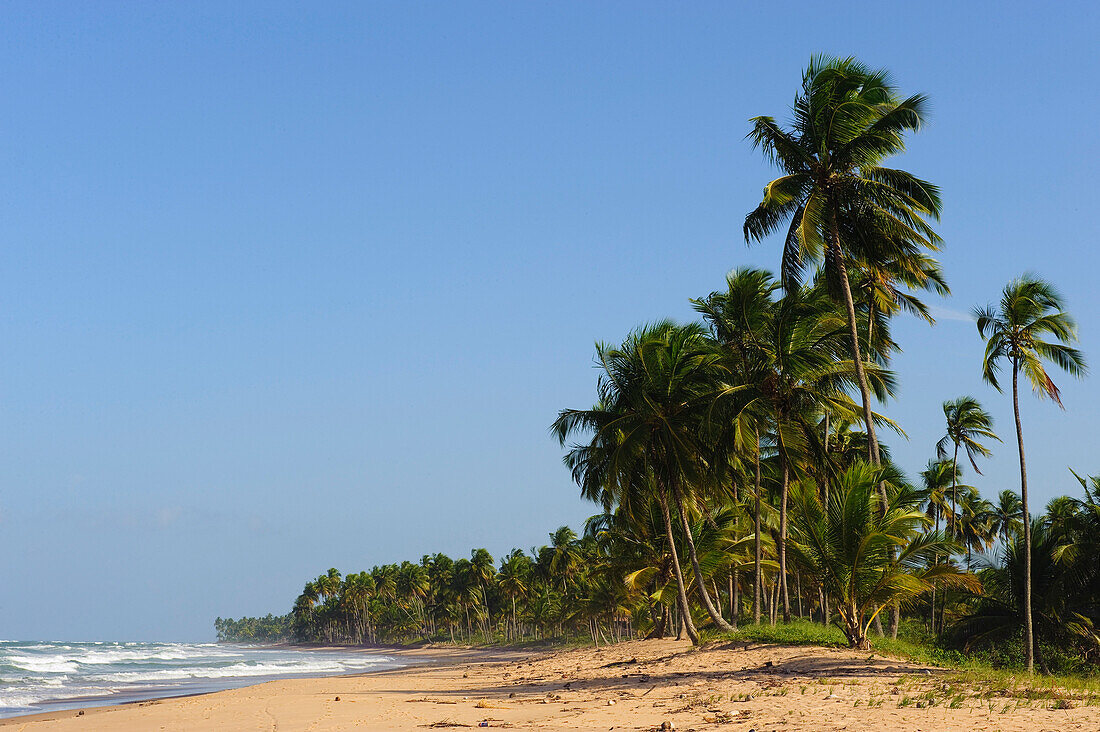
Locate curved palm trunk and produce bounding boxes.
[1012,362,1035,675]
[672,484,735,632]
[931,511,939,633]
[658,491,699,645]
[730,476,740,631]
[830,237,880,468]
[830,225,894,637]
[778,448,791,623]
[729,571,738,630]
[951,443,960,538]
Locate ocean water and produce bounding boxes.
[0,641,403,719]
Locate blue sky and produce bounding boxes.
[1,2,1098,641]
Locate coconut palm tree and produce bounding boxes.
[693,267,777,625]
[975,274,1087,673]
[553,322,728,642]
[396,562,430,637]
[469,549,496,637]
[497,550,531,641]
[293,581,321,641]
[920,458,958,632]
[744,55,942,470]
[787,461,974,649]
[936,397,1000,538]
[956,487,997,571]
[992,490,1024,546]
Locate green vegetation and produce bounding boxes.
[217,56,1097,678]
[215,614,293,643]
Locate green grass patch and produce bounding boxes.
[706,619,1100,698]
[706,619,848,648]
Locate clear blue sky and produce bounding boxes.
[1,2,1097,641]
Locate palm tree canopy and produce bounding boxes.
[743,55,942,293]
[936,396,1000,473]
[974,274,1087,406]
[552,320,722,510]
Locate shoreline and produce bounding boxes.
[0,645,517,727]
[4,639,1099,730]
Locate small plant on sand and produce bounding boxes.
[788,463,978,649]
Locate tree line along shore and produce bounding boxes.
[219,56,1096,677]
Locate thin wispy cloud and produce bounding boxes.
[928,304,975,323]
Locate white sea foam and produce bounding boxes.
[6,657,80,674]
[0,641,403,719]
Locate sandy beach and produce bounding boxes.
[2,639,1096,731]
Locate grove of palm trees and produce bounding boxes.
[221,56,1096,676]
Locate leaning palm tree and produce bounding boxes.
[744,55,942,469]
[787,461,974,649]
[936,397,999,538]
[975,274,1087,674]
[553,322,728,643]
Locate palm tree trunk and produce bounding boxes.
[951,443,960,538]
[831,230,892,639]
[730,474,739,631]
[1012,361,1035,675]
[672,484,735,632]
[658,491,700,645]
[829,233,880,467]
[867,297,875,361]
[931,511,940,633]
[777,437,791,623]
[770,574,780,626]
[753,432,763,625]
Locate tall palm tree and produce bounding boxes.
[547,527,581,592]
[554,322,724,643]
[318,568,342,603]
[936,396,999,538]
[744,55,942,469]
[975,274,1087,674]
[396,562,430,637]
[693,267,777,625]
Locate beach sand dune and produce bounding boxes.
[4,639,1096,731]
